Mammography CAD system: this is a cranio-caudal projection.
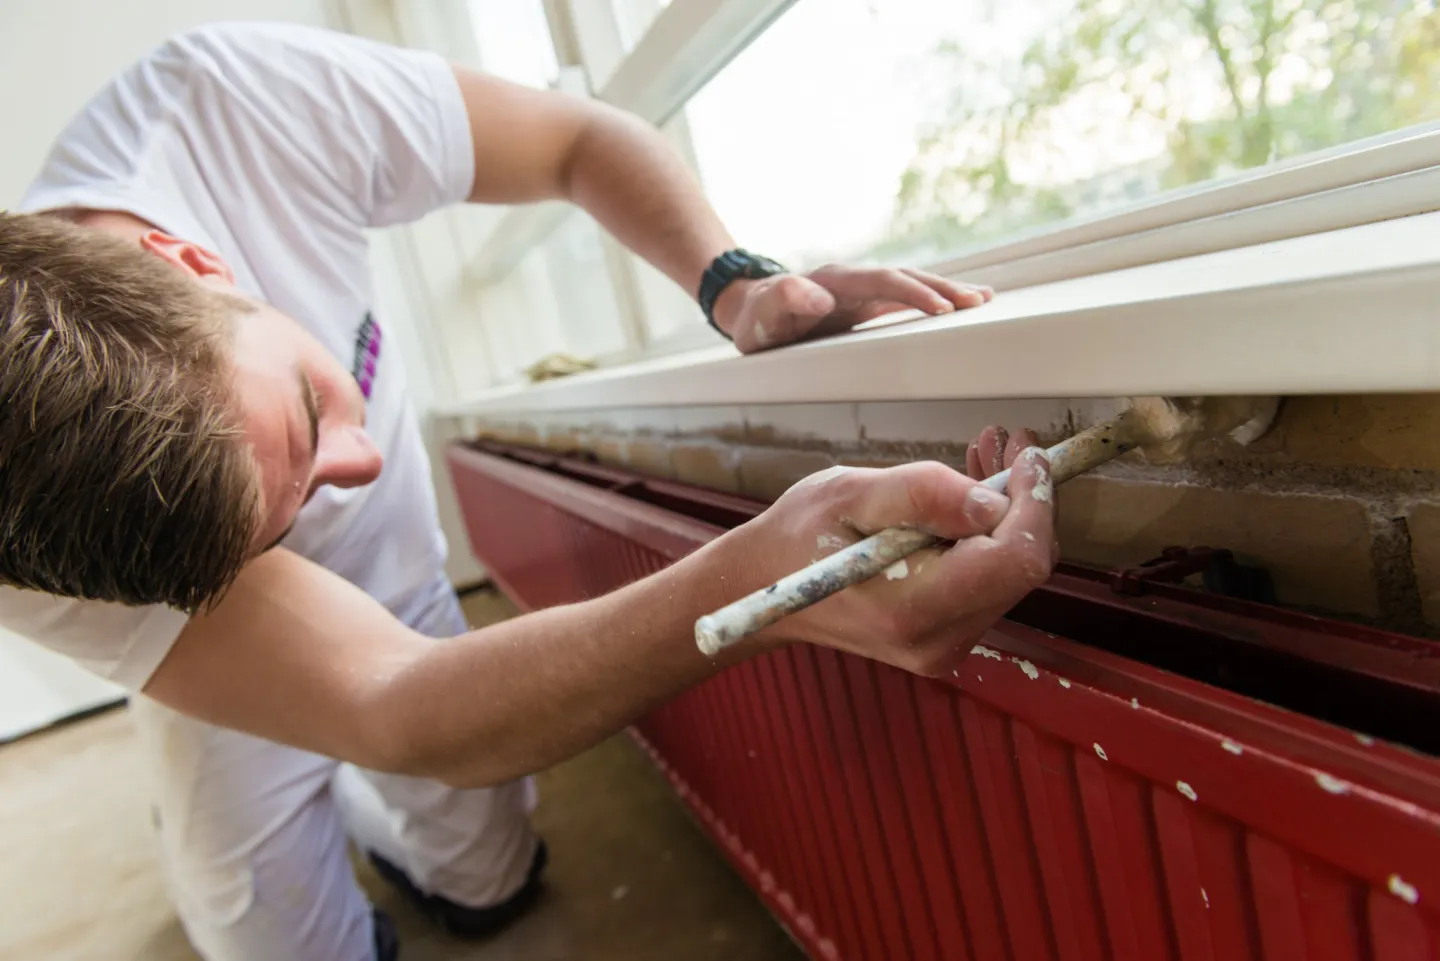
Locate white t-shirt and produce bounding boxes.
[0,22,475,690]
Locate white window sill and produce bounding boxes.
[435,210,1440,417]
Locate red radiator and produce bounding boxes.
[448,440,1440,961]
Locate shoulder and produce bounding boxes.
[151,21,443,93]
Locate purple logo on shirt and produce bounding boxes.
[351,312,382,399]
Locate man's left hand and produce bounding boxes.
[712,264,993,354]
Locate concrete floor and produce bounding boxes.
[0,589,804,961]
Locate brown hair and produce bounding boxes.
[0,211,261,611]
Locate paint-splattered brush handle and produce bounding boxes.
[694,412,1147,656]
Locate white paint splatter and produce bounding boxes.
[611,885,629,900]
[977,675,983,682]
[885,558,910,581]
[1023,532,1036,542]
[1012,657,1040,680]
[1389,874,1420,905]
[1228,400,1280,446]
[1315,772,1350,795]
[972,645,1004,661]
[1093,743,1108,761]
[1023,448,1054,503]
[1176,781,1198,802]
[1221,739,1244,756]
[1131,697,1141,709]
[1058,678,1072,689]
[1355,733,1376,747]
[1201,888,1210,908]
[816,533,846,551]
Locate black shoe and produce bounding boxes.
[372,907,400,961]
[368,839,548,940]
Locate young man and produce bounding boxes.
[0,21,1056,961]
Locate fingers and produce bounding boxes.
[976,426,1008,478]
[899,449,1056,643]
[1003,428,1041,469]
[989,448,1056,573]
[900,268,992,309]
[967,425,1041,479]
[830,461,1011,542]
[810,265,953,316]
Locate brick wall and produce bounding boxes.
[463,395,1440,636]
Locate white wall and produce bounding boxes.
[0,0,334,206]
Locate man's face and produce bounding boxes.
[229,302,383,552]
[104,225,382,558]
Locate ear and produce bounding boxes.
[139,230,237,285]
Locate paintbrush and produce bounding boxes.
[695,396,1278,656]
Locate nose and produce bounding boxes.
[314,424,383,490]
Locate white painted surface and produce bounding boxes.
[0,0,332,206]
[440,210,1440,415]
[0,629,122,743]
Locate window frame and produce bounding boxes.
[415,0,1440,399]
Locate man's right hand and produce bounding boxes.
[144,425,1055,788]
[729,426,1056,677]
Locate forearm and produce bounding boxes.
[562,107,735,297]
[373,534,768,786]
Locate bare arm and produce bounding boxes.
[451,67,993,352]
[144,450,1055,787]
[147,533,756,785]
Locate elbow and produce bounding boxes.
[557,104,654,202]
[352,703,530,790]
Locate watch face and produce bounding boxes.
[740,252,786,277]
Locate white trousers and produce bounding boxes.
[129,579,538,961]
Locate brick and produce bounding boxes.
[1408,503,1440,626]
[589,435,628,468]
[1057,476,1378,616]
[738,448,838,502]
[508,422,543,446]
[623,438,677,479]
[475,420,534,445]
[743,403,858,446]
[670,443,743,493]
[1257,395,1440,471]
[540,426,586,454]
[858,399,1072,446]
[666,406,747,441]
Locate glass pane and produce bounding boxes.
[467,0,560,89]
[543,214,630,361]
[477,213,627,382]
[684,0,1440,269]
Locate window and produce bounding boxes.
[467,0,560,89]
[429,0,1440,400]
[683,0,1440,270]
[475,213,629,382]
[613,0,675,50]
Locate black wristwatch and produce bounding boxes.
[697,248,788,339]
